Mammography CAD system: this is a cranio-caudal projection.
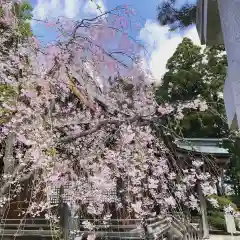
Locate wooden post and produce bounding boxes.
[220,168,225,195]
[3,132,15,174]
[59,186,71,240]
[62,203,71,240]
[167,232,174,240]
[197,182,209,239]
[68,204,80,240]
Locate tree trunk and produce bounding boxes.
[3,132,15,174]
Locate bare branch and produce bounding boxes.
[67,35,129,68]
[46,56,60,77]
[110,51,135,61]
[60,116,140,143]
[71,6,125,39]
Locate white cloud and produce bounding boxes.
[32,0,105,21]
[139,20,201,84]
[64,0,82,19]
[32,0,64,20]
[83,0,105,16]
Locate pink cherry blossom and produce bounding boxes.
[0,2,217,233]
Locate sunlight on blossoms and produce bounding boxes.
[0,1,224,239]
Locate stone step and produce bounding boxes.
[0,218,56,239]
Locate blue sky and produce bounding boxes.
[30,0,197,22]
[30,0,200,83]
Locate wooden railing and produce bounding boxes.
[69,218,145,239]
[67,215,201,240]
[0,215,201,239]
[146,215,201,240]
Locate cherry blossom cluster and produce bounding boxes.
[0,1,218,229]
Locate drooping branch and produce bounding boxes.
[0,149,33,196]
[0,167,34,196]
[67,35,130,68]
[60,116,140,143]
[70,6,126,39]
[0,0,219,221]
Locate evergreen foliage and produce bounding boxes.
[0,1,33,37]
[155,38,228,138]
[157,0,196,30]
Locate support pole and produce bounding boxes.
[197,182,209,239]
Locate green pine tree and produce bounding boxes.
[157,0,196,30]
[155,37,228,138]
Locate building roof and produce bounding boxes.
[174,138,229,156]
